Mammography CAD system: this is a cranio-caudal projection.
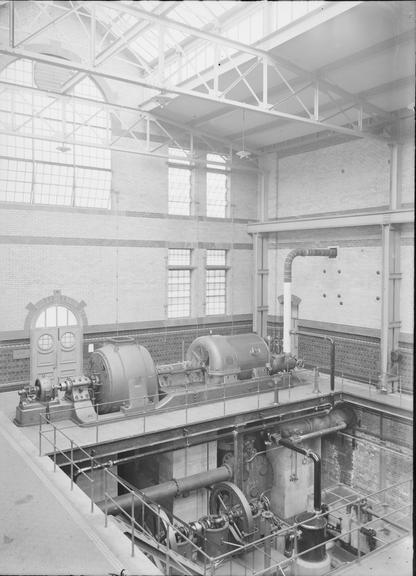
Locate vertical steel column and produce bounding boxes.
[158,24,165,85]
[9,1,14,48]
[380,224,401,390]
[380,143,402,390]
[90,2,96,66]
[253,233,268,338]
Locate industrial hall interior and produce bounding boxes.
[0,1,413,575]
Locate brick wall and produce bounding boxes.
[267,319,413,392]
[0,319,253,390]
[322,408,413,508]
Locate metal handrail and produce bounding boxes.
[39,410,412,574]
[39,414,96,512]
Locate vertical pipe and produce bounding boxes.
[329,338,335,394]
[278,438,322,512]
[283,282,292,353]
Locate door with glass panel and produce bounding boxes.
[31,305,82,385]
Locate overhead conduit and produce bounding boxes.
[283,248,337,354]
[100,464,233,516]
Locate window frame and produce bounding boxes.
[206,153,230,219]
[168,147,193,216]
[0,59,112,210]
[167,248,194,318]
[205,249,229,316]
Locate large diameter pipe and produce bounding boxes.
[277,437,322,512]
[280,406,352,440]
[100,464,232,516]
[283,248,337,354]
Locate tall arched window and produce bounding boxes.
[0,59,111,208]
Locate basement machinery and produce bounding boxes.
[14,331,369,574]
[16,332,301,426]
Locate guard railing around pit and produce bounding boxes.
[38,370,314,454]
[39,413,412,575]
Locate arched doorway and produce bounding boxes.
[25,291,87,385]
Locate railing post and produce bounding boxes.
[95,409,99,444]
[104,470,108,528]
[53,426,57,472]
[90,458,94,513]
[357,503,361,563]
[70,440,74,490]
[157,505,161,549]
[257,379,260,410]
[39,415,42,457]
[185,384,189,425]
[131,492,135,557]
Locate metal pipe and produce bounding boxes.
[283,248,337,354]
[277,437,322,512]
[99,464,232,516]
[291,330,336,394]
[294,423,346,443]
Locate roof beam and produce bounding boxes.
[316,29,415,76]
[0,46,380,141]
[227,75,411,141]
[248,209,414,234]
[0,78,251,155]
[94,1,181,67]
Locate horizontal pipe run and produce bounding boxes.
[277,437,322,512]
[283,248,337,283]
[99,464,232,516]
[293,422,347,443]
[283,248,337,354]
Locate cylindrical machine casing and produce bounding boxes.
[186,333,269,381]
[203,522,229,558]
[90,337,158,414]
[295,512,327,562]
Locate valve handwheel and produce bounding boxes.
[209,481,254,543]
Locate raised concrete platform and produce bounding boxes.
[0,410,161,576]
[333,535,413,576]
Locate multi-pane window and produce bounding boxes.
[35,306,77,328]
[168,148,191,216]
[206,154,228,218]
[168,249,192,318]
[206,249,227,315]
[0,59,111,208]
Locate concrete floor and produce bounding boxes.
[334,535,413,576]
[0,410,161,576]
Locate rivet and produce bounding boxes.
[337,294,341,298]
[337,270,341,274]
[376,270,380,275]
[323,269,326,273]
[339,302,343,305]
[376,297,380,301]
[323,294,326,298]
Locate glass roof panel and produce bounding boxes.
[93,0,326,77]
